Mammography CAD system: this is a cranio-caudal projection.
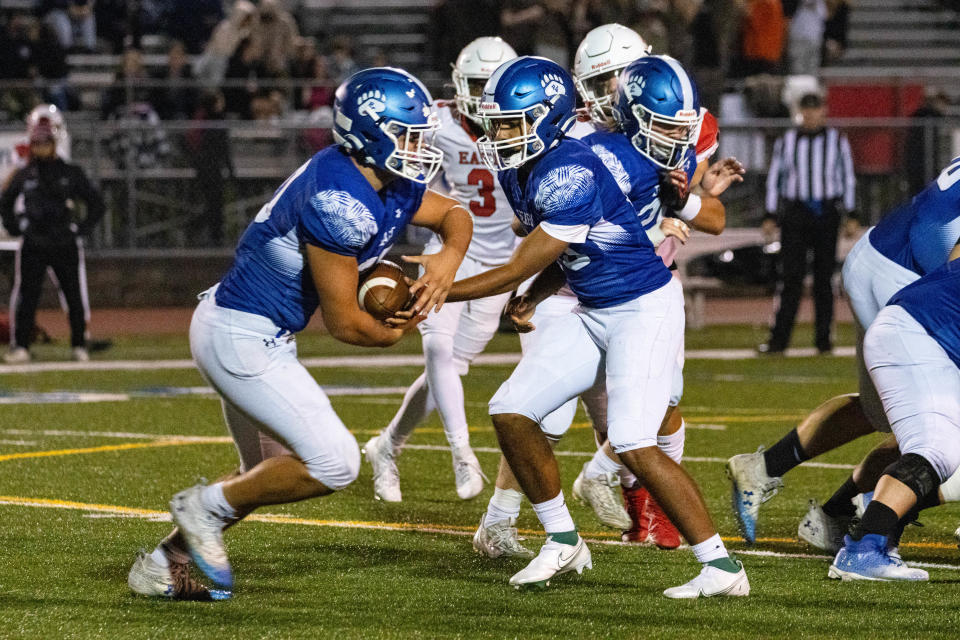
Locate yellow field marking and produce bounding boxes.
[0,494,957,553]
[0,437,229,463]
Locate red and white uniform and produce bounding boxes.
[696,109,719,165]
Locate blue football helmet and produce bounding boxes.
[476,56,576,171]
[613,55,702,170]
[333,67,443,184]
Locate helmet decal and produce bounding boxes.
[357,90,387,121]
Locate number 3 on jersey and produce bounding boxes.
[467,168,496,217]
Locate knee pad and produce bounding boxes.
[883,453,940,500]
[422,332,455,362]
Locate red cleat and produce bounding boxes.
[621,484,649,542]
[644,493,682,549]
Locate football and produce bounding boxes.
[358,260,412,321]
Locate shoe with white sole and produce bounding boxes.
[3,347,30,364]
[798,499,850,553]
[572,463,632,530]
[663,560,750,599]
[726,448,782,544]
[472,513,534,559]
[452,445,487,500]
[509,535,592,589]
[170,485,233,589]
[363,434,401,502]
[72,346,90,362]
[128,550,230,600]
[828,534,928,581]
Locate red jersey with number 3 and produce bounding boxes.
[430,102,517,264]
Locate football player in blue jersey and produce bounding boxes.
[728,156,960,552]
[437,56,749,597]
[127,67,472,599]
[829,258,960,581]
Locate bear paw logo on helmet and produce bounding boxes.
[541,73,567,101]
[626,76,646,99]
[357,89,387,120]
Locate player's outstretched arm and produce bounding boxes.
[306,244,419,348]
[661,167,728,236]
[404,189,473,313]
[446,226,568,303]
[505,262,567,333]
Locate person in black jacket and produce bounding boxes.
[1,121,105,363]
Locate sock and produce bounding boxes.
[821,476,859,519]
[584,447,622,478]
[200,482,237,521]
[619,468,638,488]
[854,501,899,540]
[422,335,471,450]
[383,372,434,451]
[691,533,729,564]
[657,420,686,464]
[149,546,170,568]
[531,492,576,535]
[484,487,523,527]
[762,428,810,478]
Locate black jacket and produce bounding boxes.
[0,157,105,246]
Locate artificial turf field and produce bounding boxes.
[3,324,960,639]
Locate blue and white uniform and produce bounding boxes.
[585,129,696,408]
[192,145,425,489]
[489,137,682,451]
[865,259,960,482]
[841,156,960,430]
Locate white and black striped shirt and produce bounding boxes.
[765,127,856,215]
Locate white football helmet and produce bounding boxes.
[26,104,71,159]
[573,24,651,123]
[452,37,518,124]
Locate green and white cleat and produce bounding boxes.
[572,463,632,530]
[508,535,592,590]
[472,513,534,559]
[662,560,750,599]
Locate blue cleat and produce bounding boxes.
[828,534,928,582]
[726,448,782,544]
[170,485,234,590]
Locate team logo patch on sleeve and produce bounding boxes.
[534,165,595,214]
[311,190,379,250]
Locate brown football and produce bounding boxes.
[358,260,411,321]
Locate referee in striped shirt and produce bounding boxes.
[760,93,857,355]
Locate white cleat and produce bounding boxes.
[571,463,632,530]
[170,485,233,589]
[452,445,487,500]
[72,346,90,362]
[363,434,402,502]
[472,513,534,559]
[3,347,30,364]
[798,499,851,553]
[726,448,783,544]
[509,535,592,589]
[828,534,928,581]
[662,560,750,599]
[128,550,230,600]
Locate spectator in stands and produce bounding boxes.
[760,93,857,355]
[224,36,266,118]
[107,101,170,169]
[905,90,950,196]
[40,0,96,52]
[822,0,850,65]
[501,0,577,68]
[328,36,358,84]
[300,55,335,151]
[740,0,784,76]
[151,40,196,120]
[195,0,260,87]
[428,0,502,76]
[258,0,300,77]
[187,90,233,246]
[0,14,41,119]
[290,37,318,111]
[101,46,152,119]
[786,0,826,76]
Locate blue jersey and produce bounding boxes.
[582,130,696,233]
[216,146,426,332]
[869,157,960,275]
[499,137,671,308]
[890,259,960,368]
